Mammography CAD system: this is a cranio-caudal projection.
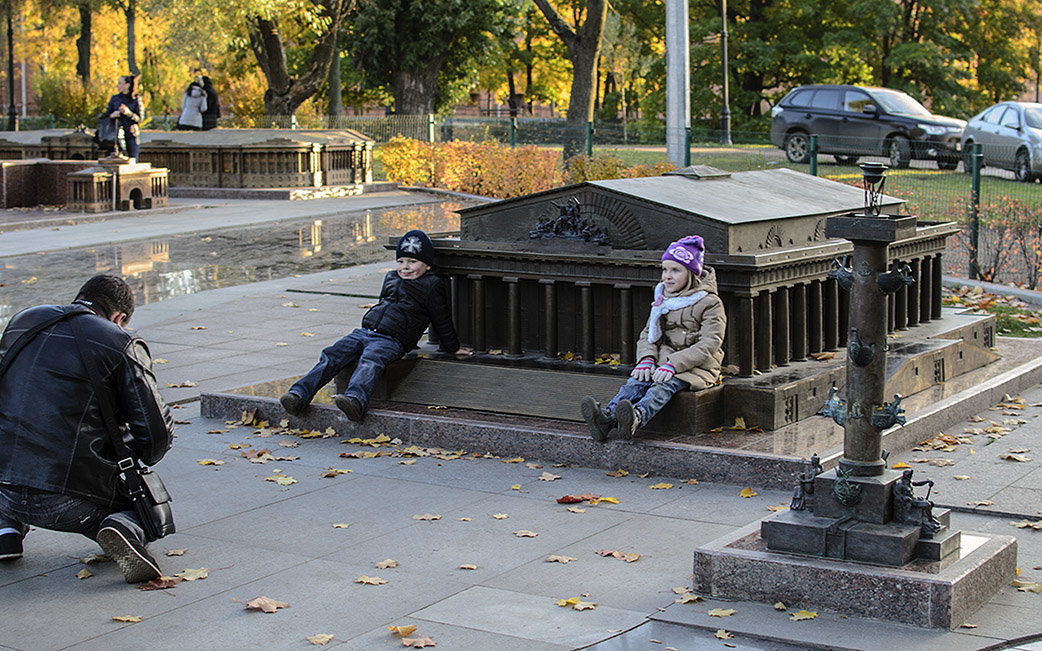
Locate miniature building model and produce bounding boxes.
[66,159,168,213]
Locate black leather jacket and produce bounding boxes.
[361,270,461,353]
[0,304,173,508]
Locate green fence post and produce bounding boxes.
[586,121,593,157]
[969,142,983,280]
[685,127,691,167]
[809,134,818,176]
[427,114,435,143]
[510,117,517,148]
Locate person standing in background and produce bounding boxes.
[176,77,208,131]
[106,75,144,159]
[200,76,220,130]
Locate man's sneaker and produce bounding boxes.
[334,394,365,422]
[280,392,305,416]
[96,522,161,584]
[580,396,614,442]
[615,400,642,440]
[0,532,22,561]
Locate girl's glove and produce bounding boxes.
[631,357,655,382]
[653,361,676,383]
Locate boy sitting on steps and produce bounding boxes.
[281,230,470,422]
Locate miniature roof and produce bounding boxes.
[458,168,903,225]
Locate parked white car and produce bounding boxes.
[961,101,1042,182]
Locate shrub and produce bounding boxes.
[33,75,111,128]
[378,138,563,199]
[564,153,675,184]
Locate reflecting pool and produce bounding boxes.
[0,200,472,329]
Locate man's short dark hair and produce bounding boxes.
[75,275,135,321]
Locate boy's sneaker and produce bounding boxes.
[280,392,305,416]
[0,532,22,561]
[96,521,161,584]
[334,395,365,422]
[580,396,613,442]
[615,400,641,440]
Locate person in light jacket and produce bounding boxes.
[176,79,208,130]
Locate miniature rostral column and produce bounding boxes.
[762,162,957,566]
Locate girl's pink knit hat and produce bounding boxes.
[661,235,705,276]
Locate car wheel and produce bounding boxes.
[784,132,810,164]
[936,156,959,171]
[833,154,859,165]
[1015,149,1035,182]
[887,135,911,169]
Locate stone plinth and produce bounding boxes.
[694,521,1016,628]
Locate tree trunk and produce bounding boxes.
[124,0,138,75]
[327,34,342,120]
[76,1,91,83]
[506,68,518,117]
[248,0,344,118]
[532,0,607,157]
[392,65,440,115]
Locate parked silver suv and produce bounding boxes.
[770,85,965,169]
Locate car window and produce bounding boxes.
[810,89,842,111]
[980,106,1003,124]
[787,90,812,107]
[1000,107,1021,129]
[843,91,874,113]
[1025,107,1042,129]
[870,89,931,116]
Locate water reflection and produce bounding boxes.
[0,201,470,329]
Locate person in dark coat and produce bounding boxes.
[200,76,220,130]
[280,230,471,422]
[106,75,144,158]
[0,275,173,584]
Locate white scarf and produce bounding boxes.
[647,282,707,343]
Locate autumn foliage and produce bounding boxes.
[380,137,563,199]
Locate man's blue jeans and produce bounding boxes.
[288,328,404,411]
[0,484,146,545]
[606,376,690,425]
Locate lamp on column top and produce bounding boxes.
[860,162,888,216]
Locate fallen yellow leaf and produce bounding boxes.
[197,459,224,466]
[111,615,142,623]
[459,564,478,570]
[388,624,418,638]
[891,461,911,469]
[773,602,787,610]
[708,608,736,617]
[412,513,442,521]
[306,633,334,645]
[567,506,586,513]
[402,636,437,647]
[501,457,525,464]
[790,609,818,621]
[244,596,290,613]
[606,469,629,478]
[597,497,620,504]
[165,549,187,556]
[175,568,208,581]
[355,575,388,585]
[650,482,674,490]
[546,555,578,563]
[332,523,351,529]
[539,471,561,481]
[492,513,509,519]
[514,530,538,537]
[76,568,93,579]
[375,559,398,569]
[740,488,758,498]
[715,629,733,639]
[1013,579,1042,593]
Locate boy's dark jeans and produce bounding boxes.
[289,328,404,411]
[0,484,146,544]
[606,376,690,425]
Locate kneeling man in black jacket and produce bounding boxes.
[281,230,470,422]
[0,275,174,583]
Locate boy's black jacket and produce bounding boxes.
[361,270,461,353]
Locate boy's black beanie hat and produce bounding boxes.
[396,230,435,266]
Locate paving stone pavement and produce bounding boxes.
[1,194,1042,650]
